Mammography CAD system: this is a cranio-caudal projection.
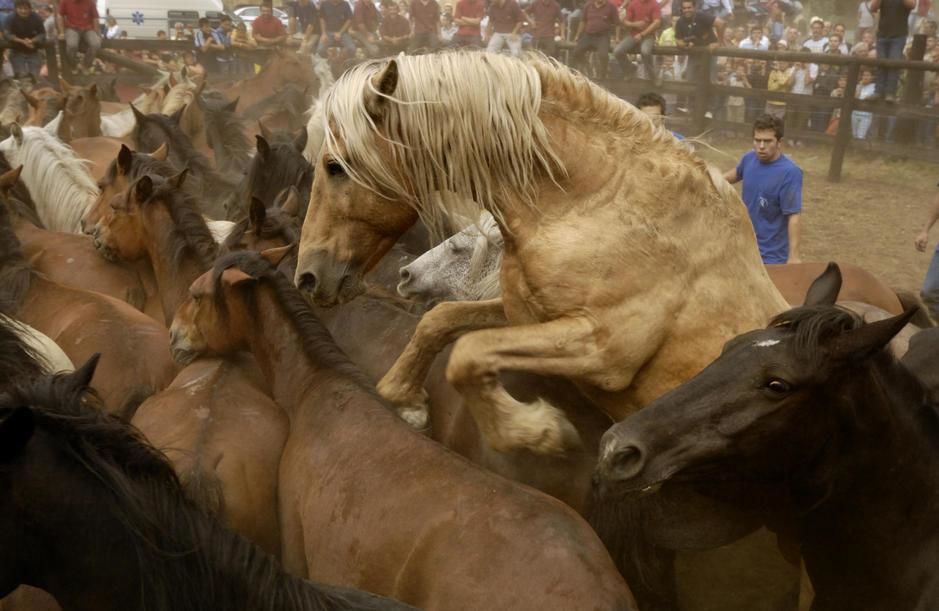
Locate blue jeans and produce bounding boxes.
[317,32,356,58]
[922,249,939,319]
[614,35,655,80]
[572,32,610,78]
[876,35,906,97]
[9,51,41,78]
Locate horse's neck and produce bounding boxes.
[800,375,939,600]
[143,207,207,325]
[246,288,369,422]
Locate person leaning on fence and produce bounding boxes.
[5,0,44,78]
[214,16,236,75]
[526,0,563,57]
[194,17,224,74]
[57,0,99,75]
[869,0,914,103]
[613,0,661,83]
[379,2,411,53]
[571,0,618,79]
[674,0,722,116]
[723,114,803,265]
[253,2,288,47]
[486,0,525,56]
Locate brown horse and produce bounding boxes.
[220,48,319,115]
[131,354,288,558]
[21,87,63,127]
[56,79,102,141]
[0,360,417,611]
[169,249,636,610]
[0,169,176,418]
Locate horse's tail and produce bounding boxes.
[584,485,679,611]
[895,289,935,328]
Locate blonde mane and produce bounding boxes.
[0,126,99,234]
[321,52,566,240]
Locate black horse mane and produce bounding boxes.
[134,111,215,181]
[141,175,219,271]
[770,305,864,370]
[239,139,312,219]
[201,92,252,173]
[0,191,31,315]
[1,369,407,611]
[211,251,380,398]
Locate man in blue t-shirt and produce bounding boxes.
[723,114,803,264]
[914,182,939,320]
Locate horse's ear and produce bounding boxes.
[20,89,38,109]
[0,407,35,462]
[130,103,146,125]
[169,105,186,125]
[58,76,71,93]
[224,97,239,113]
[171,168,189,189]
[88,83,98,99]
[117,144,133,175]
[10,122,22,145]
[280,186,300,217]
[256,134,271,159]
[65,354,100,394]
[162,83,171,96]
[803,262,842,307]
[364,59,398,119]
[249,196,266,232]
[0,165,23,191]
[260,244,293,268]
[134,175,154,202]
[258,120,274,144]
[829,309,919,362]
[293,127,307,153]
[221,267,255,288]
[150,142,169,161]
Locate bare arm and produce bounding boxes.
[869,0,881,12]
[723,167,740,184]
[787,214,801,263]
[915,191,939,251]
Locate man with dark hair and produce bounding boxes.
[613,0,660,82]
[379,2,410,53]
[675,0,722,117]
[409,0,441,50]
[452,0,485,47]
[194,17,224,74]
[253,2,288,47]
[6,0,45,78]
[870,0,915,102]
[352,0,381,57]
[636,91,686,140]
[318,0,356,58]
[571,0,618,79]
[723,115,803,264]
[526,0,562,57]
[57,0,99,74]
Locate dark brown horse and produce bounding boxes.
[0,169,176,418]
[594,264,931,611]
[169,249,636,610]
[0,358,416,611]
[226,130,312,221]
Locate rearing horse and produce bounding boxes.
[295,52,789,455]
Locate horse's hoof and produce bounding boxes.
[489,397,582,456]
[398,406,430,431]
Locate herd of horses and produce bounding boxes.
[0,48,936,611]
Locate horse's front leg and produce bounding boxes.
[377,298,507,429]
[445,316,622,455]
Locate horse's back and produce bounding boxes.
[767,262,903,314]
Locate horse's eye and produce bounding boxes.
[765,378,792,395]
[325,160,345,177]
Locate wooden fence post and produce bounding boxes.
[827,62,860,182]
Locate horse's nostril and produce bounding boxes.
[297,272,317,292]
[399,268,411,283]
[610,446,645,481]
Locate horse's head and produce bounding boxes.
[59,80,101,139]
[21,88,62,128]
[296,60,419,306]
[83,143,169,236]
[131,104,182,156]
[398,212,503,305]
[595,264,918,499]
[170,248,292,364]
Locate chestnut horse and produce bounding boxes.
[0,169,176,418]
[170,249,636,610]
[0,360,417,611]
[220,48,319,114]
[295,53,789,455]
[594,265,930,611]
[56,79,101,141]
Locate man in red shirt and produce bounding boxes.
[252,2,288,46]
[352,0,381,57]
[380,2,411,54]
[56,0,99,74]
[409,0,440,50]
[526,0,562,57]
[572,0,618,78]
[486,0,524,55]
[613,0,661,82]
[452,0,484,47]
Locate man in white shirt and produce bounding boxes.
[802,16,827,52]
[738,24,769,49]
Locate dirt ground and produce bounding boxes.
[695,137,936,293]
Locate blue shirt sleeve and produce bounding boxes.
[780,167,803,215]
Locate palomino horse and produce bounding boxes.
[295,53,789,454]
[0,359,417,611]
[0,170,176,417]
[0,124,98,233]
[170,249,637,610]
[594,265,929,611]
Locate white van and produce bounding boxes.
[95,0,228,39]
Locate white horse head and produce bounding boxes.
[397,211,504,304]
